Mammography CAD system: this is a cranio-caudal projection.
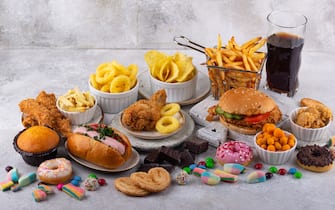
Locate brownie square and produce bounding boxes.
[144,149,163,164]
[159,146,181,165]
[184,138,209,154]
[179,149,195,168]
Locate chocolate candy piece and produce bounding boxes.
[144,150,163,164]
[137,163,175,173]
[159,146,181,165]
[179,150,195,168]
[184,138,209,154]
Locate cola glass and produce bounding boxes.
[265,11,307,97]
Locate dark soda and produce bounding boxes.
[266,32,304,96]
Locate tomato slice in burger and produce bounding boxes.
[244,112,270,124]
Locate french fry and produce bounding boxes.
[204,35,266,98]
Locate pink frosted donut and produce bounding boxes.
[215,141,253,166]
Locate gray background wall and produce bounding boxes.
[1,0,334,52]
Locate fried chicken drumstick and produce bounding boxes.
[121,89,167,131]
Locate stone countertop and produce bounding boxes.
[0,49,335,210]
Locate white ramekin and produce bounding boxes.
[289,107,331,143]
[57,95,97,125]
[149,71,197,103]
[253,131,297,165]
[89,80,139,114]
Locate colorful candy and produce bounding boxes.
[182,167,192,174]
[88,173,97,179]
[62,183,85,200]
[0,180,14,191]
[254,163,263,170]
[278,168,287,175]
[189,164,197,171]
[71,179,80,186]
[294,171,303,179]
[265,172,273,180]
[83,177,99,191]
[11,184,22,192]
[201,171,220,185]
[18,172,36,187]
[193,167,206,176]
[268,166,278,173]
[73,175,82,181]
[247,171,266,184]
[175,171,190,185]
[213,169,238,183]
[32,189,47,202]
[205,157,215,168]
[38,184,54,194]
[5,166,13,172]
[223,163,245,175]
[288,168,297,175]
[57,183,64,191]
[7,168,19,183]
[98,178,106,186]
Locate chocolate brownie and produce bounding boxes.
[159,146,181,165]
[144,149,163,164]
[179,149,195,168]
[184,138,209,154]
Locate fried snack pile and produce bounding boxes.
[295,98,333,128]
[204,35,266,99]
[19,91,71,136]
[144,51,196,83]
[58,87,95,112]
[121,90,167,131]
[90,60,138,93]
[205,34,266,71]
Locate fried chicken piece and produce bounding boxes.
[121,90,167,131]
[19,91,71,136]
[298,98,333,127]
[206,105,219,121]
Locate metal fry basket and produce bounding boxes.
[174,35,266,100]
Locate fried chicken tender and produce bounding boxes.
[19,91,71,136]
[121,89,167,131]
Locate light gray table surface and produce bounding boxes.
[0,49,334,210]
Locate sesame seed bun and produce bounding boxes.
[218,87,276,116]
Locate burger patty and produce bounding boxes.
[223,106,282,130]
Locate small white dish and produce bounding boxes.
[120,111,185,140]
[65,143,140,172]
[138,71,210,106]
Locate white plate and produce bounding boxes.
[65,143,140,172]
[111,110,195,151]
[120,111,185,140]
[138,71,211,106]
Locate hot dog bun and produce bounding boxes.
[66,124,132,169]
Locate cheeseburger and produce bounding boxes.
[214,87,282,135]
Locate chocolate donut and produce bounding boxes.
[296,145,334,172]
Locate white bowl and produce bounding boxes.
[57,95,97,125]
[89,80,139,114]
[149,71,197,103]
[289,107,331,143]
[253,131,297,165]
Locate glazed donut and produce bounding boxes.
[296,145,334,173]
[215,141,253,166]
[37,158,72,184]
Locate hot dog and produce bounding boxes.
[66,123,132,169]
